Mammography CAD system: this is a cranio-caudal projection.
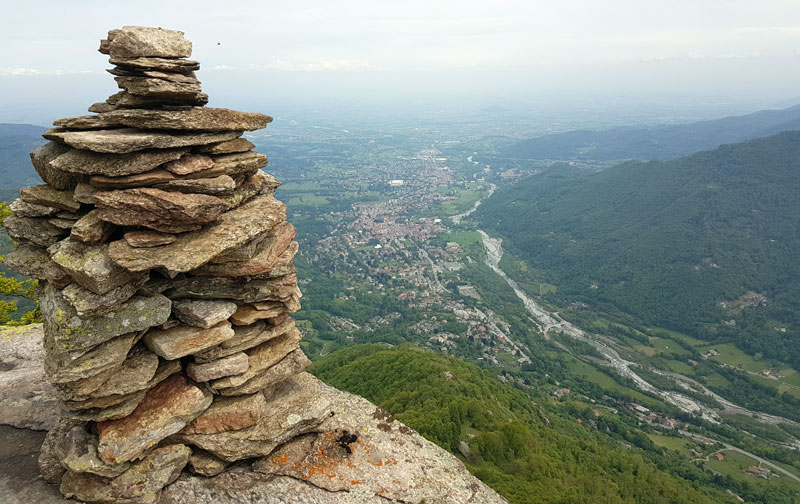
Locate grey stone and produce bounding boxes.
[212,151,268,177]
[40,417,85,484]
[193,221,296,277]
[211,328,302,392]
[57,426,131,478]
[164,274,300,304]
[172,299,237,329]
[106,90,209,108]
[9,198,58,217]
[3,215,68,247]
[46,217,76,230]
[43,128,241,154]
[60,272,149,317]
[2,243,71,288]
[51,147,188,176]
[103,26,192,59]
[108,194,286,273]
[114,76,204,102]
[194,319,292,362]
[73,182,101,203]
[52,115,120,130]
[20,184,81,212]
[49,239,145,295]
[54,345,159,401]
[30,142,80,190]
[40,283,171,361]
[43,328,138,385]
[61,444,192,504]
[181,393,267,436]
[163,154,213,175]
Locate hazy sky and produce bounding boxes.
[1,0,800,123]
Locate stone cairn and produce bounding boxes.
[3,26,310,502]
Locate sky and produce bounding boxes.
[1,0,800,124]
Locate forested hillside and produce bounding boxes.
[505,104,800,161]
[477,132,800,367]
[0,123,46,191]
[312,344,730,504]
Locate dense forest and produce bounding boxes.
[504,104,800,161]
[477,132,800,367]
[312,344,800,504]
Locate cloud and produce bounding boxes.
[258,59,383,72]
[0,67,97,76]
[212,65,238,71]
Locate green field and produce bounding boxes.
[649,337,691,356]
[705,450,761,481]
[648,433,689,454]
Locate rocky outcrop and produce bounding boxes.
[0,24,506,504]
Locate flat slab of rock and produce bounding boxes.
[97,374,211,464]
[55,346,159,401]
[110,56,200,73]
[102,26,192,59]
[44,128,241,154]
[49,239,145,295]
[89,168,176,189]
[56,426,130,478]
[123,230,177,248]
[100,108,271,131]
[212,151,268,177]
[9,198,58,217]
[2,243,71,288]
[61,273,150,317]
[164,154,213,175]
[93,187,229,233]
[180,393,266,435]
[154,175,236,195]
[62,444,191,504]
[106,90,209,108]
[40,283,171,359]
[198,138,255,154]
[164,273,299,303]
[114,76,204,102]
[187,450,228,477]
[186,352,249,383]
[52,115,120,130]
[20,184,81,212]
[44,330,138,385]
[4,215,67,247]
[172,299,237,328]
[108,194,286,273]
[52,147,187,176]
[144,321,234,360]
[30,142,79,190]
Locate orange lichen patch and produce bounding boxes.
[351,480,364,485]
[378,489,386,494]
[270,453,290,465]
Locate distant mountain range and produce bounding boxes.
[0,123,47,190]
[505,104,800,161]
[479,131,800,366]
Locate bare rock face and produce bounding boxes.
[30,142,79,190]
[180,392,266,435]
[2,244,71,288]
[102,26,192,59]
[20,184,81,212]
[3,215,67,246]
[186,352,249,382]
[109,56,200,73]
[96,374,211,464]
[71,210,116,243]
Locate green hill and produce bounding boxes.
[505,105,800,161]
[477,132,800,367]
[311,344,727,504]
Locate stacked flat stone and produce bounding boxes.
[3,26,311,503]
